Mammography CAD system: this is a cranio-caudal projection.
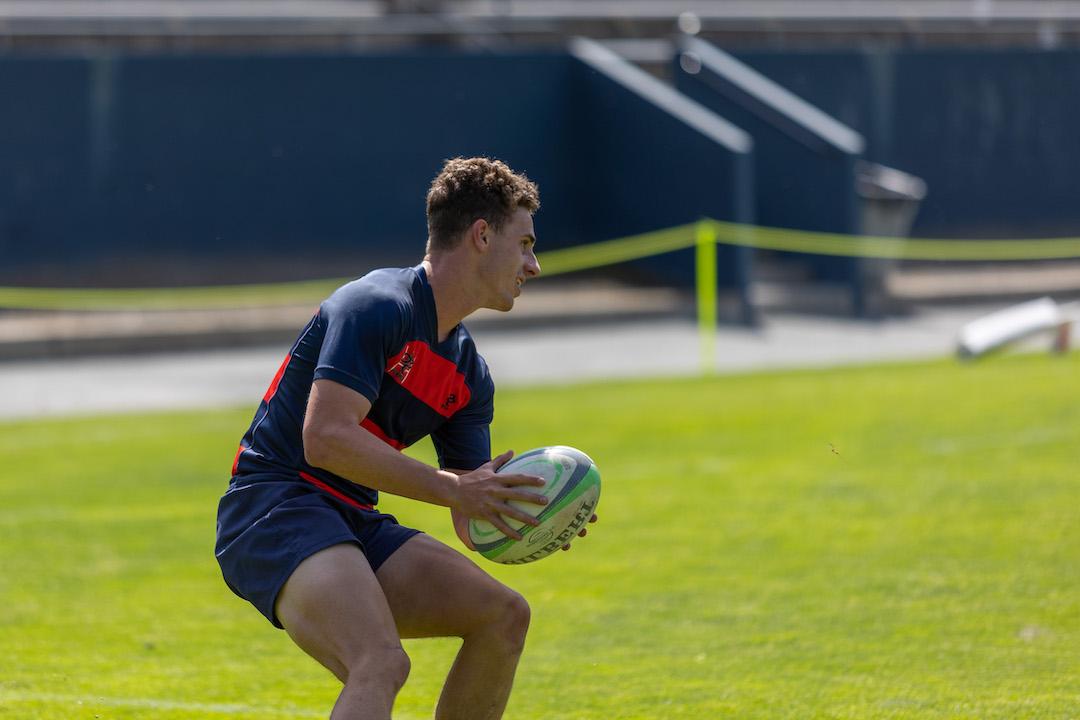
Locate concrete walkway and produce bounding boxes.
[0,301,1018,421]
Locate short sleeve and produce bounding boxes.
[312,290,407,404]
[431,374,494,471]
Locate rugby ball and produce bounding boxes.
[469,446,601,565]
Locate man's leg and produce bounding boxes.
[375,534,531,720]
[275,543,411,720]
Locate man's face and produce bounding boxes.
[481,207,541,312]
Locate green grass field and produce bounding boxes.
[3,352,1079,719]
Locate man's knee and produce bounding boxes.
[503,591,531,652]
[478,589,531,655]
[347,644,411,692]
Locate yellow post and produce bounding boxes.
[695,220,718,374]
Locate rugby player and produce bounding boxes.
[215,157,592,719]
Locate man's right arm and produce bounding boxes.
[302,378,545,539]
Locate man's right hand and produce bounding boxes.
[451,450,548,541]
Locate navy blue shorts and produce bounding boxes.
[215,476,421,628]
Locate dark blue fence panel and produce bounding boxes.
[0,58,93,269]
[735,48,1080,239]
[890,50,1080,238]
[102,51,579,281]
[1,51,582,285]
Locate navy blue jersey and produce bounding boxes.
[230,265,495,508]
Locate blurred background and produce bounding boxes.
[2,0,1080,413]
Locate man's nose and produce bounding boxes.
[525,252,541,278]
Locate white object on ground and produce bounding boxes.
[957,297,1079,358]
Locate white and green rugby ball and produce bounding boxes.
[469,446,601,565]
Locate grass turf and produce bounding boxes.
[2,352,1079,718]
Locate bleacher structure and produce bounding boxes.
[3,1,1079,319]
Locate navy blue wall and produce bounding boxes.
[5,47,1079,288]
[735,48,1080,239]
[0,58,92,266]
[106,53,582,264]
[1,51,586,284]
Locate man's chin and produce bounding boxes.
[482,296,515,313]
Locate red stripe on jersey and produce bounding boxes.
[299,471,374,510]
[384,341,471,418]
[231,353,292,476]
[263,353,292,403]
[360,417,407,450]
[231,444,243,476]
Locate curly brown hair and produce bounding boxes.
[425,157,540,252]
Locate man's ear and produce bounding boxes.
[469,218,490,251]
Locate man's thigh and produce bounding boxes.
[276,543,404,682]
[375,534,521,640]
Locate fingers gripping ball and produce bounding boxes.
[469,446,601,564]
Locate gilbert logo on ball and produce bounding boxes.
[469,446,601,564]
